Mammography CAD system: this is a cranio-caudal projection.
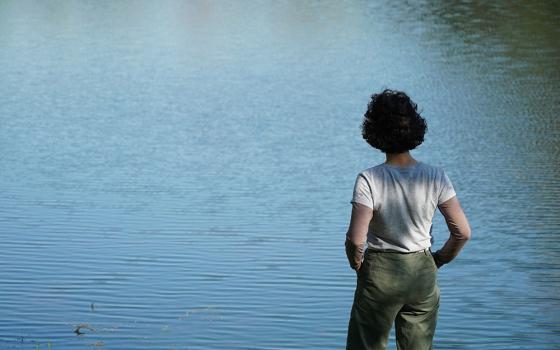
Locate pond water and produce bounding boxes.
[0,1,558,349]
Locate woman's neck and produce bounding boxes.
[384,152,418,167]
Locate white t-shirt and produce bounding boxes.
[351,161,456,253]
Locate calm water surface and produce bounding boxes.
[0,1,559,349]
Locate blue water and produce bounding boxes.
[1,1,559,349]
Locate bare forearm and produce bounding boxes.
[434,235,469,264]
[345,202,372,271]
[345,235,365,270]
[434,197,471,266]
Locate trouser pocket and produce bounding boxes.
[428,251,439,271]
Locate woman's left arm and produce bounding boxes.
[345,202,374,271]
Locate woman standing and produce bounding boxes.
[345,89,471,350]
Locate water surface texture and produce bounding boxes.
[1,1,559,349]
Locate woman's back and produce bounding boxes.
[344,88,471,349]
[351,161,456,253]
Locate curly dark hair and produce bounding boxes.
[361,89,427,153]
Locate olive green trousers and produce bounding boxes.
[346,248,440,350]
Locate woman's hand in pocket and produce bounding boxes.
[431,251,445,269]
[354,262,362,275]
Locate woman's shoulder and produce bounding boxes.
[358,161,448,177]
[357,163,388,176]
[415,161,451,176]
[416,161,443,172]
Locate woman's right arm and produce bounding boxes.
[433,196,472,267]
[345,202,373,271]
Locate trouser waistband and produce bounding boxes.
[367,247,432,256]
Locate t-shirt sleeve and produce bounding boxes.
[438,169,457,205]
[351,173,374,209]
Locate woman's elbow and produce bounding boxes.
[346,232,366,247]
[461,224,472,241]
